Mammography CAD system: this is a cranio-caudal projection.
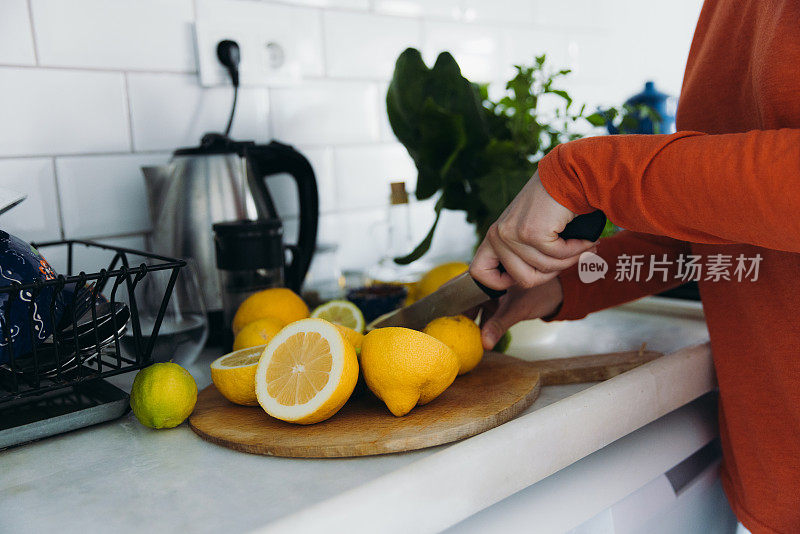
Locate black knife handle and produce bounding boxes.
[474,277,507,300]
[559,210,606,241]
[475,211,606,300]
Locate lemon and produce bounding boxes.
[255,318,358,424]
[310,300,365,332]
[413,262,469,302]
[210,346,264,406]
[130,362,197,429]
[335,324,364,353]
[360,327,458,416]
[232,316,284,352]
[423,315,484,375]
[232,288,309,334]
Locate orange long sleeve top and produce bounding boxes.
[537,1,800,532]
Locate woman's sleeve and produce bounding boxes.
[548,230,691,321]
[538,129,800,253]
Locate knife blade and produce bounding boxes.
[368,210,606,331]
[369,272,504,331]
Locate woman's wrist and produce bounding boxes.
[541,277,565,320]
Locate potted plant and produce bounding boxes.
[386,48,591,264]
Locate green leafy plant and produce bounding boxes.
[387,48,589,264]
[585,103,663,135]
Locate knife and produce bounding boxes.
[368,210,606,331]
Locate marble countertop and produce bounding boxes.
[0,298,712,534]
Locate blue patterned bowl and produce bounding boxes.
[0,231,67,365]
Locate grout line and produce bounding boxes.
[50,158,66,240]
[122,73,137,152]
[0,150,170,161]
[26,0,40,65]
[0,63,197,75]
[318,5,329,78]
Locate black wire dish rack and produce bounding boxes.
[0,240,185,449]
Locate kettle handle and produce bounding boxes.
[245,141,319,293]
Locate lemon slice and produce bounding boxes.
[255,318,358,424]
[210,346,264,406]
[310,300,365,333]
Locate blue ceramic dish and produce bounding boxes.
[0,231,67,364]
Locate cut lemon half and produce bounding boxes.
[210,346,265,406]
[255,318,358,424]
[310,300,365,333]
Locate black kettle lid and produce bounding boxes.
[174,132,255,156]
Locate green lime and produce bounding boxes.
[492,331,512,354]
[130,362,197,429]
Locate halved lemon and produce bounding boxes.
[310,300,365,333]
[255,318,358,424]
[210,346,264,406]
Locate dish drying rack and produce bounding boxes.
[0,240,185,449]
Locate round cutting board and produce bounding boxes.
[189,351,542,458]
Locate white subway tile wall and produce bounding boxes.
[0,68,130,157]
[0,0,36,66]
[323,11,423,79]
[0,0,703,275]
[31,0,196,72]
[127,72,270,151]
[0,158,60,242]
[55,152,171,239]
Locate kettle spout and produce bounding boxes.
[142,165,172,223]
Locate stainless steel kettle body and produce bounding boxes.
[143,153,254,311]
[143,138,319,312]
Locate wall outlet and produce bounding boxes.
[195,20,302,87]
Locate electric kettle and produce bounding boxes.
[142,133,319,314]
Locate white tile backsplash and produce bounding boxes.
[195,0,325,77]
[323,11,422,79]
[462,0,536,24]
[30,0,195,72]
[127,73,270,151]
[373,0,463,19]
[269,81,380,145]
[266,145,336,220]
[0,0,36,66]
[40,234,148,276]
[501,27,569,78]
[335,207,386,270]
[0,158,61,242]
[333,143,415,210]
[0,0,703,272]
[55,153,170,239]
[263,0,369,10]
[423,21,504,82]
[0,68,130,157]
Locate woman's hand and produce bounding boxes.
[470,170,597,291]
[478,277,564,350]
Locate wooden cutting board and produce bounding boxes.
[189,348,662,458]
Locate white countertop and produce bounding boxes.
[0,298,713,534]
